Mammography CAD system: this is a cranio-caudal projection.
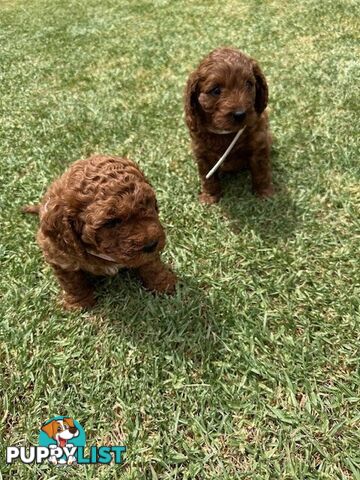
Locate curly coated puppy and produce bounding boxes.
[24,155,177,309]
[184,47,274,204]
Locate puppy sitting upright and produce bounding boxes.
[24,155,176,309]
[184,47,274,204]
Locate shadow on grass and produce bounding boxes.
[92,271,225,365]
[219,150,302,242]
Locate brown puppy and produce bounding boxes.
[184,47,274,204]
[24,155,176,309]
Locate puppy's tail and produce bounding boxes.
[22,204,40,215]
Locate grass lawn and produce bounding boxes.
[0,0,359,478]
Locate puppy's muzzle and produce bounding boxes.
[232,110,246,123]
[142,240,158,253]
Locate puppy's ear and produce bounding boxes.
[63,417,79,436]
[63,417,75,428]
[252,62,268,114]
[41,420,57,439]
[41,200,85,257]
[184,70,201,131]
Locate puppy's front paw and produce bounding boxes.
[254,184,275,199]
[199,192,221,204]
[145,269,177,295]
[62,290,96,310]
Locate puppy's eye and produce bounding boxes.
[57,426,62,432]
[246,80,254,89]
[209,86,221,96]
[103,218,122,228]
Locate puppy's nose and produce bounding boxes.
[233,110,246,122]
[69,427,77,434]
[143,240,158,253]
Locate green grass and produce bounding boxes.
[0,0,359,478]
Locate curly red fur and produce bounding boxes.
[25,155,176,309]
[184,47,274,204]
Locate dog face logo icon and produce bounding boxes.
[41,418,79,448]
[39,416,86,465]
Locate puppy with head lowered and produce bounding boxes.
[184,47,274,204]
[24,155,176,309]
